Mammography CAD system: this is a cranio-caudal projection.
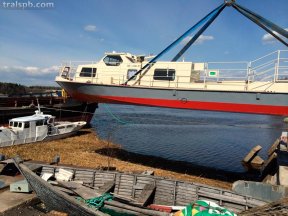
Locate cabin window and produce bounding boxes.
[24,122,29,128]
[13,122,18,127]
[127,69,137,80]
[103,55,123,66]
[18,122,22,128]
[36,120,44,126]
[79,68,96,77]
[9,122,13,127]
[153,69,175,81]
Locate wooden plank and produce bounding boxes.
[135,183,155,206]
[156,180,176,186]
[57,181,82,189]
[242,145,262,163]
[133,183,146,190]
[176,193,197,200]
[176,187,197,194]
[154,198,174,206]
[198,187,221,194]
[222,201,246,212]
[268,138,280,156]
[58,181,103,200]
[73,186,101,200]
[136,176,155,182]
[54,186,75,195]
[135,179,155,185]
[112,193,136,202]
[97,181,115,194]
[74,170,94,174]
[175,200,191,206]
[197,191,249,206]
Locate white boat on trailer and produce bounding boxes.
[0,105,86,147]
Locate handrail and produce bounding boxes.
[57,50,288,91]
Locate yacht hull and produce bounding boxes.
[56,80,288,116]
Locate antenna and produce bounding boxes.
[37,98,41,112]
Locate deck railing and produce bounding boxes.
[58,50,288,90]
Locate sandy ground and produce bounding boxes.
[0,129,232,190]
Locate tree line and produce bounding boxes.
[0,82,60,96]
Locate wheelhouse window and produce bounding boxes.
[79,68,96,77]
[24,122,30,128]
[103,55,123,66]
[153,69,176,81]
[127,69,137,80]
[36,120,44,126]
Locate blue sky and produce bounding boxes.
[0,0,287,86]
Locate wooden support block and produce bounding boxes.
[250,156,264,170]
[261,152,278,177]
[242,145,262,163]
[268,139,280,156]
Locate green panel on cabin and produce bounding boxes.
[209,71,217,76]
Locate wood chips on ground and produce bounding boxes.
[0,129,231,189]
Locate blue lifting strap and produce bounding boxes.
[124,3,225,84]
[172,3,226,62]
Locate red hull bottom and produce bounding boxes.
[71,93,288,116]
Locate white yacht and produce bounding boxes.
[0,106,86,147]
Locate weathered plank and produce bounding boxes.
[135,183,155,206]
[97,181,115,194]
[58,181,102,200]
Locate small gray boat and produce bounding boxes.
[13,159,267,216]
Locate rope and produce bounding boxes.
[102,104,132,125]
[41,106,95,115]
[76,193,113,209]
[96,112,286,130]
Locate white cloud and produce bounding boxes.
[0,65,60,86]
[84,25,97,32]
[262,28,288,44]
[181,35,214,45]
[0,65,59,76]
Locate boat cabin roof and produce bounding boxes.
[10,113,52,122]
